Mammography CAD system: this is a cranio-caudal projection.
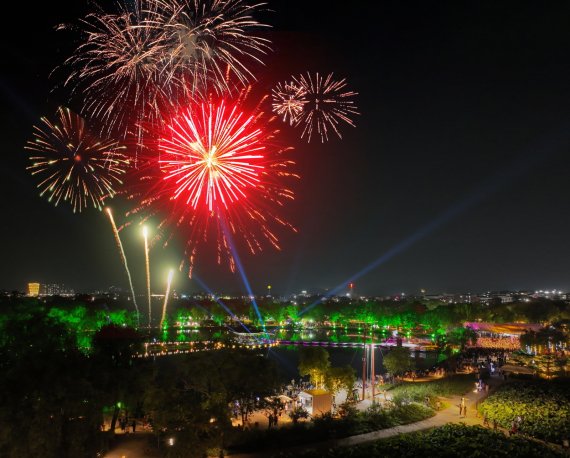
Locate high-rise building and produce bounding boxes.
[27,282,40,297]
[40,283,75,297]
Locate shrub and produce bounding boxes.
[276,424,565,458]
[227,402,434,453]
[478,379,570,444]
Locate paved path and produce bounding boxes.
[228,375,501,457]
[103,433,162,458]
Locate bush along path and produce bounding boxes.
[273,424,567,458]
[227,373,502,457]
[478,378,570,445]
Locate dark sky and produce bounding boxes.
[1,1,570,296]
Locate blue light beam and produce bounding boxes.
[299,127,568,316]
[218,215,264,325]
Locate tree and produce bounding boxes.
[288,406,309,424]
[145,349,279,456]
[298,347,330,388]
[383,346,415,376]
[261,397,285,428]
[91,324,146,434]
[223,351,280,425]
[325,365,356,396]
[447,326,477,350]
[0,311,105,457]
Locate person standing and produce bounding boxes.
[510,420,518,435]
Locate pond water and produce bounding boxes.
[144,326,441,382]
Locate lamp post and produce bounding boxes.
[371,331,375,401]
[362,324,367,401]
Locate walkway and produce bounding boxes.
[228,374,502,457]
[103,433,161,458]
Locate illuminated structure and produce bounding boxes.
[40,283,75,297]
[27,282,40,297]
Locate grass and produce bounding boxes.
[387,373,476,408]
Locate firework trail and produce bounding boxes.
[25,107,128,213]
[273,72,359,142]
[160,269,174,329]
[126,94,298,275]
[106,208,140,325]
[143,226,152,327]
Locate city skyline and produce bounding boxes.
[9,279,570,302]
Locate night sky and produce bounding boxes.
[1,1,570,296]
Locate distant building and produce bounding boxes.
[27,282,40,297]
[533,289,564,300]
[40,283,75,297]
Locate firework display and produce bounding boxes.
[26,0,359,301]
[128,96,298,275]
[273,72,359,142]
[26,107,128,213]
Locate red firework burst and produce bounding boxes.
[128,96,297,276]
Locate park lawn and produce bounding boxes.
[387,373,476,407]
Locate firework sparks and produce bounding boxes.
[160,102,266,211]
[62,3,174,142]
[106,208,140,325]
[127,96,298,275]
[25,107,128,213]
[143,226,152,327]
[271,81,307,126]
[62,0,270,143]
[275,72,359,142]
[156,0,271,95]
[160,269,174,329]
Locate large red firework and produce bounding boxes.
[128,96,298,276]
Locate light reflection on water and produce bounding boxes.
[146,327,440,381]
